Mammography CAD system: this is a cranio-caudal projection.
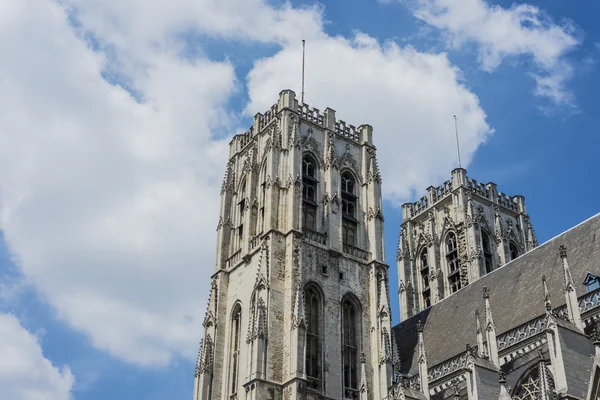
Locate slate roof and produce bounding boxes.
[393,212,600,375]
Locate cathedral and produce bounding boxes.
[193,90,600,400]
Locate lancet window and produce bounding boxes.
[259,163,267,233]
[302,155,318,232]
[341,171,357,247]
[482,231,493,274]
[342,297,360,397]
[229,304,242,395]
[509,242,520,261]
[305,286,322,390]
[446,232,461,293]
[420,249,431,308]
[238,181,247,242]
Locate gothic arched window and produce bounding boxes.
[509,242,520,261]
[305,286,322,390]
[482,231,493,274]
[512,364,555,400]
[238,180,247,243]
[342,296,360,397]
[341,171,358,247]
[302,155,318,231]
[229,303,242,395]
[446,232,461,293]
[420,249,431,308]
[259,163,267,233]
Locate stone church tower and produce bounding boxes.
[194,90,395,400]
[397,168,538,321]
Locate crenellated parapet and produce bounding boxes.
[397,168,537,321]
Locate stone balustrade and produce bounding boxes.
[343,243,370,261]
[303,228,327,245]
[225,248,242,269]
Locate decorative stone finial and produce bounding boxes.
[416,319,424,333]
[542,275,552,312]
[498,370,506,385]
[359,351,369,395]
[483,286,490,299]
[559,245,567,259]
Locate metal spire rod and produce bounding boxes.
[301,39,306,105]
[453,114,462,169]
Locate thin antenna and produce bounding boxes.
[453,114,462,168]
[301,39,306,105]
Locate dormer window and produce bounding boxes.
[584,273,600,293]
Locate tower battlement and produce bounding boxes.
[229,89,373,158]
[397,168,538,321]
[401,168,526,221]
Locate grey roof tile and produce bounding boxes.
[393,212,600,375]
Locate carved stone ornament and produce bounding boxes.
[288,118,301,150]
[324,131,337,170]
[399,280,407,294]
[337,144,359,173]
[330,193,340,214]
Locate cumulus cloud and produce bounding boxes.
[0,314,74,400]
[0,0,234,365]
[395,0,580,105]
[246,33,491,201]
[0,0,490,368]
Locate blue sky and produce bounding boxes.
[0,0,599,399]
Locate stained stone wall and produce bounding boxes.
[194,89,393,400]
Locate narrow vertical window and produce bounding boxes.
[302,155,318,232]
[238,181,246,243]
[259,164,267,233]
[229,304,242,394]
[342,298,360,397]
[509,242,519,261]
[446,233,461,293]
[341,172,357,247]
[420,249,431,308]
[482,232,493,274]
[305,287,321,390]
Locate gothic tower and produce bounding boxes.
[397,168,538,321]
[194,90,395,400]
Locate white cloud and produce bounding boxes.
[246,33,491,202]
[0,0,234,365]
[0,0,490,368]
[396,0,580,105]
[0,314,74,400]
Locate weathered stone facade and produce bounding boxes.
[194,89,600,400]
[397,169,538,321]
[194,90,393,400]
